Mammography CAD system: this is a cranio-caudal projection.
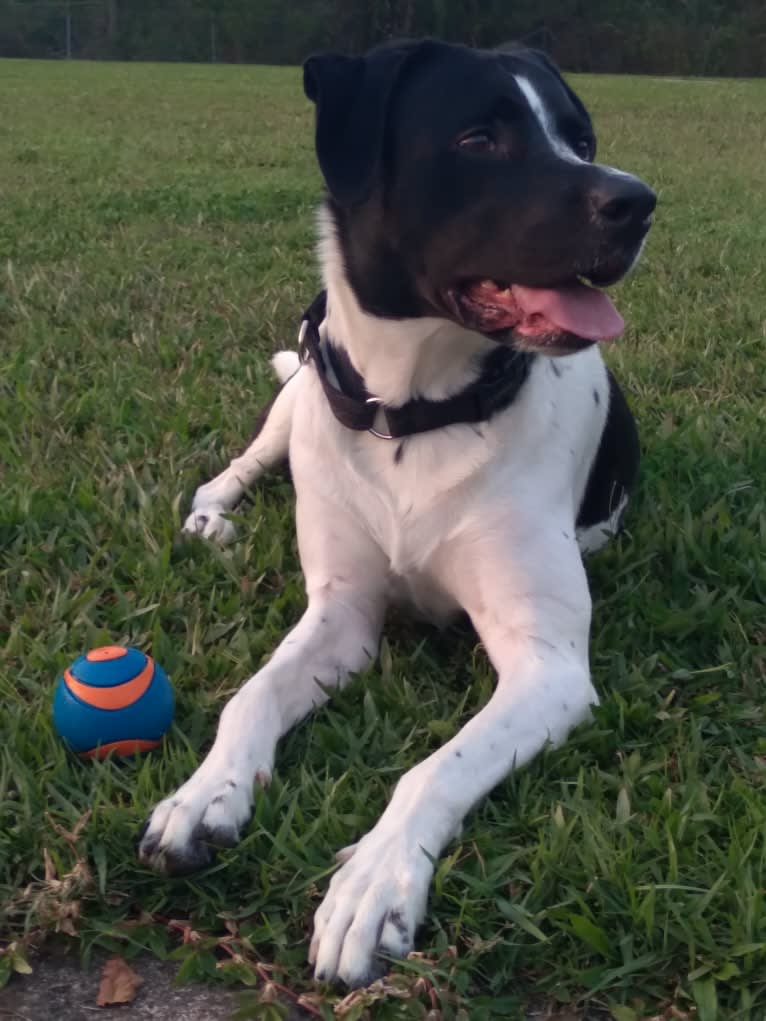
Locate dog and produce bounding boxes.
[138,39,655,987]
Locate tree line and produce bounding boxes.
[1,0,765,76]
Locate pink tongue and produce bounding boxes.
[512,282,624,342]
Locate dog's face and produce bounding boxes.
[304,40,656,355]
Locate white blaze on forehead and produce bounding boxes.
[515,75,644,188]
[514,74,583,164]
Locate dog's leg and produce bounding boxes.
[183,354,302,543]
[310,527,597,987]
[139,499,387,875]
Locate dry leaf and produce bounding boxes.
[260,982,279,1003]
[47,809,93,849]
[96,956,143,1007]
[43,847,57,884]
[58,909,79,937]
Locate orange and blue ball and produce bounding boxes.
[52,646,174,759]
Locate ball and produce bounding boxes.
[53,646,174,759]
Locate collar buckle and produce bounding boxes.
[297,290,531,440]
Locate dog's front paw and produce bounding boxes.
[182,505,237,544]
[310,827,433,987]
[137,774,255,875]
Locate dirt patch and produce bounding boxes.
[0,948,310,1021]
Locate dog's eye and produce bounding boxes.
[575,137,595,161]
[458,131,497,154]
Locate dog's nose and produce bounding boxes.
[591,174,656,229]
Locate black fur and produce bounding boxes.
[576,371,640,530]
[304,39,655,334]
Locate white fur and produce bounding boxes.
[318,209,494,407]
[181,366,301,541]
[143,219,618,988]
[271,349,301,383]
[515,76,647,191]
[515,75,585,165]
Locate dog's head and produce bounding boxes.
[304,40,655,355]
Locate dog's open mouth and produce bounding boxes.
[446,278,625,351]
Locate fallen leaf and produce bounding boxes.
[96,956,143,1007]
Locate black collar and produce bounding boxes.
[298,290,533,440]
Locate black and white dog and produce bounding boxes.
[139,40,655,987]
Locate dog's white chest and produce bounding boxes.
[288,352,607,622]
[291,372,494,542]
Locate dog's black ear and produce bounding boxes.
[303,43,430,207]
[302,53,366,204]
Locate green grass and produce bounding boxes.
[1,59,765,1020]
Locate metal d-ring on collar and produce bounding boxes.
[297,319,311,364]
[364,397,394,440]
[297,290,533,441]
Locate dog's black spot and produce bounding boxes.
[353,957,389,987]
[562,530,570,539]
[156,840,215,876]
[386,909,410,943]
[200,824,239,850]
[593,388,600,405]
[551,362,562,378]
[577,371,640,530]
[210,794,225,806]
[455,750,463,758]
[394,442,405,464]
[226,780,238,790]
[144,821,241,876]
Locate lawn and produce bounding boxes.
[1,59,765,1021]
